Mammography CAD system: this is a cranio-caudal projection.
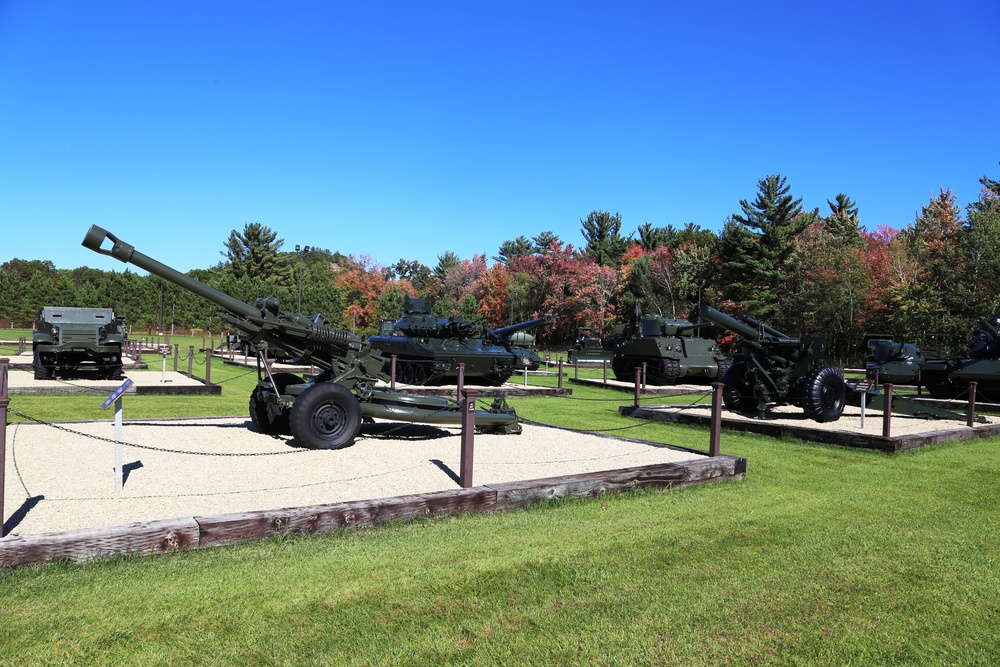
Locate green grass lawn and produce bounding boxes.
[1,362,998,665]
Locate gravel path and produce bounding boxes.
[2,417,703,537]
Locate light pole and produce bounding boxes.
[296,244,310,313]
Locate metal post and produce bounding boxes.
[558,359,564,390]
[457,363,465,403]
[642,361,647,390]
[188,345,194,377]
[205,347,212,386]
[18,337,25,355]
[602,360,607,385]
[634,367,641,407]
[967,382,978,428]
[709,381,723,456]
[114,396,123,495]
[137,341,143,367]
[882,383,893,438]
[459,387,478,488]
[860,390,866,429]
[390,355,397,391]
[574,359,579,381]
[0,358,9,536]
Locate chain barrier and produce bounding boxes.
[8,409,309,457]
[214,368,258,384]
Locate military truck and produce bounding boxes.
[567,327,613,363]
[33,306,126,380]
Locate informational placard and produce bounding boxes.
[101,378,134,410]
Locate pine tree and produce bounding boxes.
[581,210,628,266]
[720,174,816,323]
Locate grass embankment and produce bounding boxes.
[1,362,998,665]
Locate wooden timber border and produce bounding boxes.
[0,455,745,569]
[621,404,1000,452]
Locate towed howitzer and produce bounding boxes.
[699,306,846,421]
[82,225,521,449]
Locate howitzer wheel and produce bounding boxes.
[802,364,846,423]
[721,361,757,412]
[290,382,361,449]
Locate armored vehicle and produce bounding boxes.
[368,297,552,386]
[611,312,729,385]
[567,327,613,363]
[867,316,1000,402]
[32,306,125,380]
[700,306,845,422]
[83,226,521,450]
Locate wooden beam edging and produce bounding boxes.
[623,405,1000,453]
[0,518,199,569]
[0,457,745,569]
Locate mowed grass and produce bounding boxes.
[1,360,999,665]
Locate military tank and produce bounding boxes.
[32,306,126,380]
[867,316,1000,402]
[611,309,730,385]
[368,297,552,386]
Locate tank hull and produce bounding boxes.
[368,336,516,386]
[611,334,729,385]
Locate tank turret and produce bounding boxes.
[368,297,552,385]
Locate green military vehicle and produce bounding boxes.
[567,327,614,363]
[32,306,126,380]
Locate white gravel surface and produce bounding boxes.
[2,418,703,537]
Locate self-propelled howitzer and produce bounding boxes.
[82,225,520,448]
[699,305,846,422]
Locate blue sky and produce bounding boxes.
[2,1,998,274]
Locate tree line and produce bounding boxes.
[3,167,999,360]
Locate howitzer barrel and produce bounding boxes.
[83,225,259,321]
[490,315,553,339]
[979,316,1000,343]
[699,305,761,342]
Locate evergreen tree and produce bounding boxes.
[432,251,459,281]
[720,174,816,323]
[493,236,534,265]
[636,222,670,251]
[221,222,287,281]
[581,210,628,266]
[824,193,862,246]
[532,231,560,253]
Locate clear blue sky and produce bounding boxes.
[2,1,998,274]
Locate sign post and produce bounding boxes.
[102,378,134,495]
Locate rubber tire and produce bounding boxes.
[721,361,757,412]
[402,364,415,385]
[802,364,846,423]
[33,351,52,380]
[413,364,428,385]
[290,382,362,449]
[248,373,302,435]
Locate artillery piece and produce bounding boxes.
[699,306,846,421]
[82,226,521,449]
[368,296,551,385]
[867,315,1000,402]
